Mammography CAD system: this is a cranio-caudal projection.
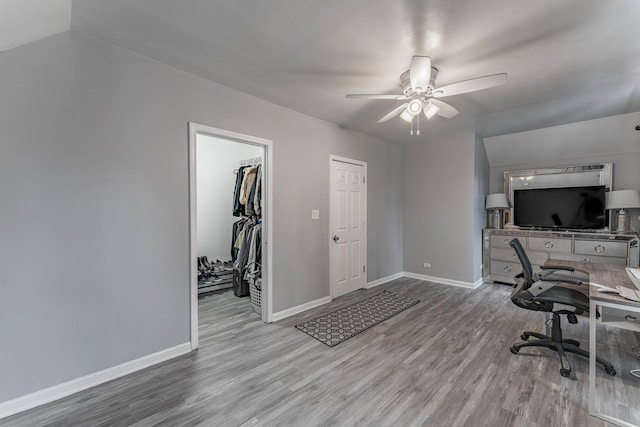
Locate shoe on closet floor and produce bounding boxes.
[197,258,208,274]
[212,260,226,272]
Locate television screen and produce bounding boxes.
[513,186,607,230]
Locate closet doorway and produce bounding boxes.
[188,123,273,350]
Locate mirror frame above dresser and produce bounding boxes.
[504,162,613,230]
[485,162,639,284]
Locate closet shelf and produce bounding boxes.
[198,282,233,295]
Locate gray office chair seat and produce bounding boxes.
[508,238,616,378]
[533,287,589,313]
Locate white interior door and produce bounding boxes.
[331,158,366,298]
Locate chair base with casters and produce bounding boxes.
[507,237,617,378]
[510,312,616,378]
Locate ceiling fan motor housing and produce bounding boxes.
[401,67,439,96]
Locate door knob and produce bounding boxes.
[333,235,340,242]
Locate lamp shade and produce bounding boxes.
[486,193,509,209]
[606,190,640,209]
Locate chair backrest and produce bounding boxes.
[509,238,534,286]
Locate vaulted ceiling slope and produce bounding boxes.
[0,0,71,51]
[70,0,640,144]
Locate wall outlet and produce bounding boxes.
[311,209,319,220]
[423,262,431,268]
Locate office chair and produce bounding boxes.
[508,238,616,378]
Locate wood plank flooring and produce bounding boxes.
[2,278,639,426]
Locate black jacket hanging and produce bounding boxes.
[232,166,246,217]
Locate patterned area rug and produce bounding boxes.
[295,290,420,347]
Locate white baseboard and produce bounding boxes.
[0,342,191,420]
[271,270,480,322]
[403,271,480,289]
[471,278,484,289]
[271,296,332,322]
[365,272,404,289]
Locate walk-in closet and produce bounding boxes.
[196,134,264,319]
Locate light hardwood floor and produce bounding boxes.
[2,278,638,426]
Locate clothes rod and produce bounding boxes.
[239,156,262,167]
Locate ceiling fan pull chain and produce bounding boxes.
[417,114,420,136]
[410,116,414,135]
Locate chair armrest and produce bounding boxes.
[540,265,575,272]
[549,277,584,286]
[535,269,585,285]
[537,270,584,285]
[538,265,579,282]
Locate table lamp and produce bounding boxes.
[606,189,640,233]
[486,193,509,229]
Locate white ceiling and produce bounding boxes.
[0,0,71,51]
[67,1,640,144]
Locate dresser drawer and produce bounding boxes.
[490,235,519,248]
[490,260,521,276]
[492,247,548,265]
[548,252,627,266]
[600,306,640,332]
[574,240,627,258]
[528,237,572,253]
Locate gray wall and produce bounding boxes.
[484,113,640,230]
[0,32,403,403]
[402,131,478,283]
[473,135,490,280]
[485,112,640,193]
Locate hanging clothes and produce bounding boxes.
[233,218,256,297]
[253,164,262,216]
[231,217,248,261]
[246,164,263,217]
[239,166,258,207]
[231,160,262,298]
[244,223,261,282]
[232,166,247,217]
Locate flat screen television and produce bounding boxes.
[513,186,607,230]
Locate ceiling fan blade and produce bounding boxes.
[346,94,408,100]
[378,103,408,123]
[409,56,431,92]
[432,73,507,98]
[429,99,460,118]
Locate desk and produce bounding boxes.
[546,260,640,427]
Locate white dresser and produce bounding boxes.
[483,229,640,284]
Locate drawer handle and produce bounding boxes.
[503,239,510,245]
[544,241,554,249]
[625,315,638,321]
[581,258,591,263]
[594,244,605,253]
[503,266,512,273]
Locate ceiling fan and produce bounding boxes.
[346,56,507,134]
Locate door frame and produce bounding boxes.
[329,155,367,300]
[188,122,274,350]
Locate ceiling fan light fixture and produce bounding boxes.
[424,101,440,119]
[346,56,507,131]
[407,99,422,115]
[400,109,413,122]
